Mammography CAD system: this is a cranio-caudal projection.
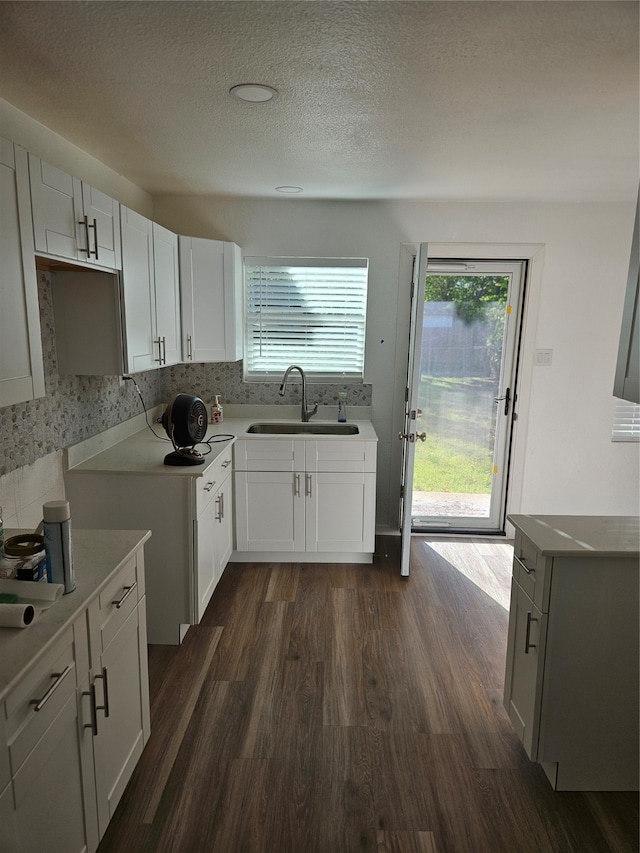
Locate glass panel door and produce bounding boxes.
[412,260,525,532]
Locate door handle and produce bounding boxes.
[399,431,425,442]
[494,386,511,416]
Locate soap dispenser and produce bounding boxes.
[211,396,223,423]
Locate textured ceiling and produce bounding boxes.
[0,1,637,202]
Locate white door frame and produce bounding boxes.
[392,241,545,551]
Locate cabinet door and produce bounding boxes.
[306,471,376,553]
[29,154,80,259]
[195,482,217,622]
[234,470,305,552]
[120,206,157,372]
[0,140,45,406]
[92,605,148,836]
[80,182,121,269]
[153,223,181,366]
[0,781,17,853]
[503,579,547,760]
[12,693,89,853]
[214,473,234,578]
[179,237,243,362]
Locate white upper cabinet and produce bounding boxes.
[120,207,181,373]
[29,155,121,269]
[179,237,243,363]
[152,222,181,368]
[0,138,45,407]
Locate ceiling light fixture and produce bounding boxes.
[275,186,303,194]
[229,84,278,103]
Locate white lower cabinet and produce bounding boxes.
[85,551,150,838]
[233,438,377,561]
[195,450,234,621]
[4,622,92,853]
[66,443,235,644]
[1,541,150,852]
[504,515,639,791]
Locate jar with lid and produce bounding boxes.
[0,534,47,581]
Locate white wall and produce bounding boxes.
[154,195,640,526]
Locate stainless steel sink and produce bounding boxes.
[246,422,359,435]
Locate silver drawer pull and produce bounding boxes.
[204,480,216,492]
[525,611,537,654]
[94,667,110,718]
[514,554,534,575]
[30,663,73,712]
[112,581,137,609]
[83,683,99,736]
[221,459,231,468]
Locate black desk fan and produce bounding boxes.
[161,393,208,466]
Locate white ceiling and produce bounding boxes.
[0,1,637,202]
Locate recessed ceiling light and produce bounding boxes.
[275,186,303,194]
[229,84,278,103]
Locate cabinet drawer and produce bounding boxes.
[513,530,552,612]
[5,628,77,775]
[196,446,233,512]
[234,438,305,471]
[305,439,376,473]
[90,553,141,655]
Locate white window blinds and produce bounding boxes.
[612,398,640,441]
[244,257,368,380]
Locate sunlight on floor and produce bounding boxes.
[420,537,513,610]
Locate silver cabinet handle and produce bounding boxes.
[186,334,193,360]
[294,473,301,497]
[215,492,224,522]
[161,336,166,365]
[221,459,231,468]
[112,581,137,609]
[83,682,99,736]
[525,611,537,654]
[90,217,99,259]
[514,554,534,575]
[94,667,110,718]
[306,473,312,497]
[204,480,216,492]
[78,215,90,256]
[154,337,163,364]
[30,663,73,712]
[78,216,98,258]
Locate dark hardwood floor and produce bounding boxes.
[98,536,639,853]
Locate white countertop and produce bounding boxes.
[0,528,151,701]
[508,514,640,557]
[67,416,377,476]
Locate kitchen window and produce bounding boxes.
[244,256,368,381]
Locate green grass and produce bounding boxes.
[413,375,498,494]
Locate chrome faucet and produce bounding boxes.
[279,365,318,422]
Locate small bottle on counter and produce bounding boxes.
[43,500,76,593]
[337,391,347,423]
[211,395,224,423]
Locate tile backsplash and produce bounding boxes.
[1,271,372,479]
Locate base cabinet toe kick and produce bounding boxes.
[503,514,639,791]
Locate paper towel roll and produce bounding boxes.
[0,603,35,628]
[0,580,64,609]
